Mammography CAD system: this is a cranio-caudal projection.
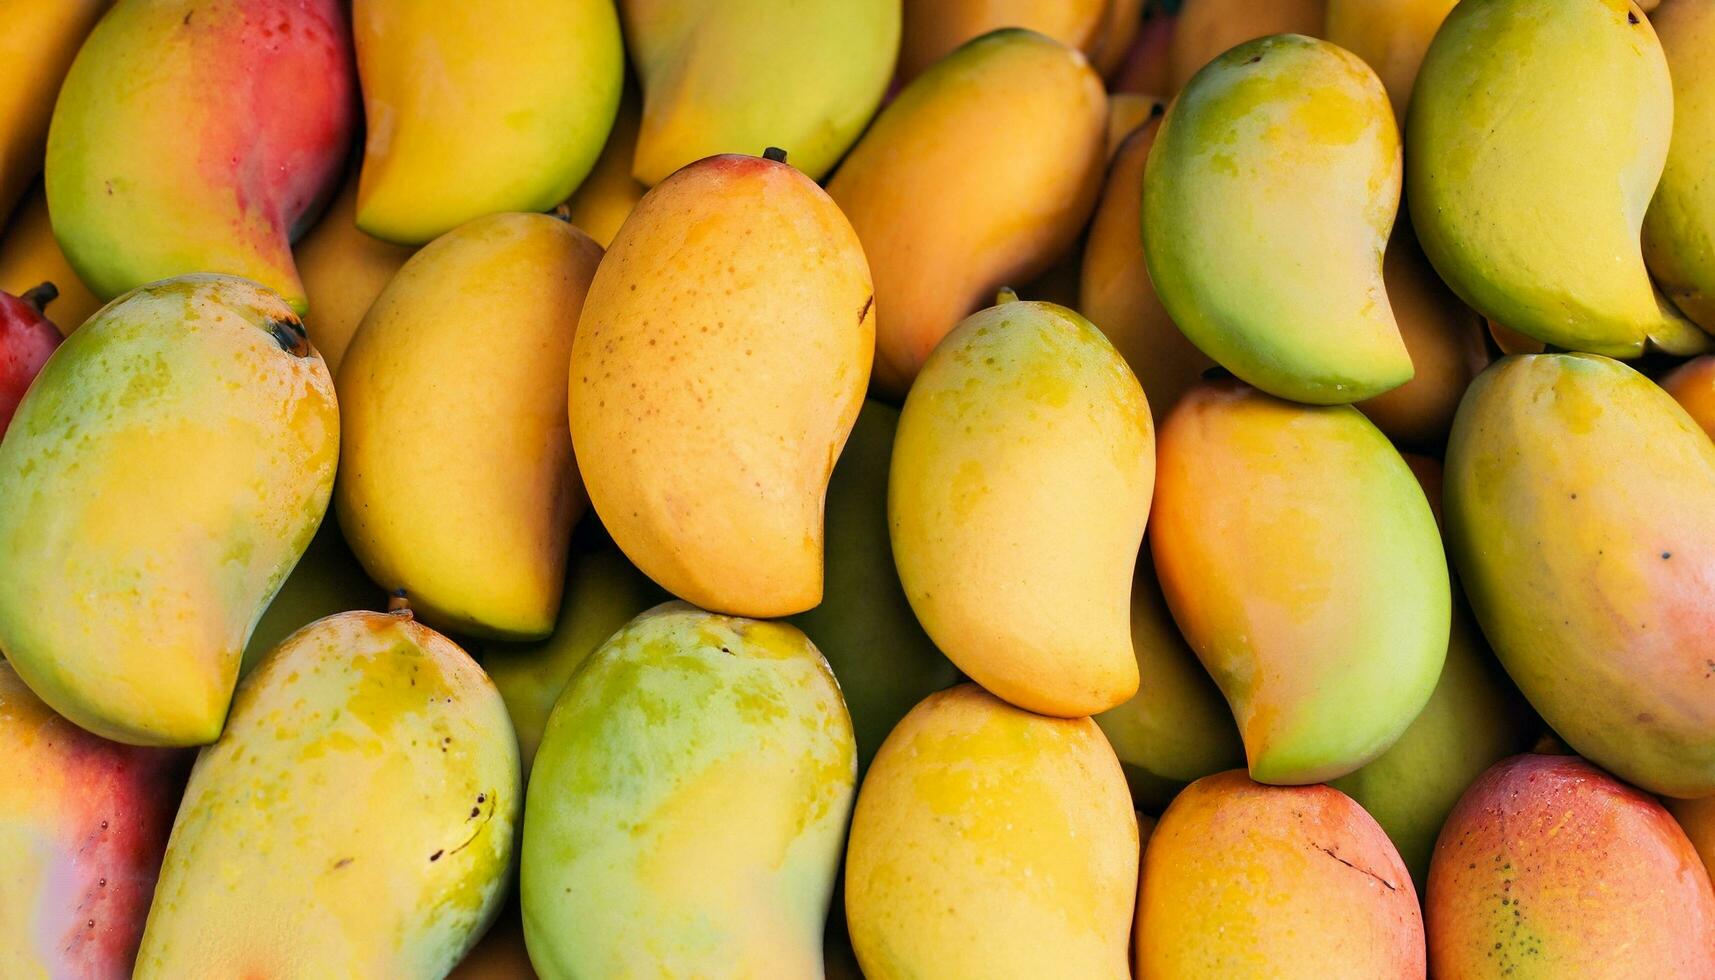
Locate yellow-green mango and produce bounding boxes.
[1144,34,1408,405]
[1169,0,1324,91]
[1151,380,1449,783]
[1325,0,1457,117]
[1645,0,1715,330]
[135,610,520,977]
[559,83,644,249]
[569,154,872,618]
[891,299,1153,717]
[0,274,337,745]
[292,172,415,379]
[521,603,856,978]
[239,518,383,680]
[1408,0,1673,356]
[352,0,623,245]
[1445,353,1715,797]
[622,0,898,184]
[0,183,102,334]
[827,29,1106,397]
[898,0,1109,81]
[337,213,601,640]
[845,683,1138,979]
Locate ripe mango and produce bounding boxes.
[0,274,338,745]
[0,184,102,333]
[1325,0,1457,117]
[338,213,601,640]
[239,519,383,680]
[1668,796,1715,881]
[845,684,1137,980]
[1445,353,1715,797]
[1645,0,1715,330]
[1661,354,1715,440]
[827,29,1105,396]
[891,299,1153,717]
[135,610,520,977]
[0,0,107,223]
[559,84,644,249]
[1169,0,1325,91]
[45,0,356,313]
[1427,754,1715,977]
[521,603,856,978]
[569,154,872,618]
[292,174,414,379]
[1151,380,1449,783]
[898,0,1108,81]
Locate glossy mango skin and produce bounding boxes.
[135,611,520,978]
[0,274,338,746]
[1169,0,1324,91]
[292,173,414,379]
[845,684,1137,980]
[45,0,356,313]
[1645,0,1715,330]
[0,0,107,223]
[0,663,187,980]
[1325,0,1457,117]
[1428,755,1715,978]
[338,213,601,640]
[898,0,1107,81]
[1660,354,1715,440]
[521,603,856,979]
[352,0,622,245]
[891,300,1153,717]
[1145,35,1408,405]
[0,184,103,333]
[827,29,1106,397]
[1151,381,1449,784]
[1445,354,1715,797]
[622,0,897,185]
[1407,0,1669,356]
[1137,771,1424,978]
[570,154,873,618]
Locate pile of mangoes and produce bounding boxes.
[3,0,1715,977]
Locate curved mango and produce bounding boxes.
[1646,0,1715,331]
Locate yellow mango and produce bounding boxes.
[1091,0,1148,78]
[1645,0,1715,330]
[1325,0,1457,118]
[1105,92,1164,157]
[0,0,107,223]
[292,173,414,378]
[559,84,644,249]
[1660,353,1715,440]
[898,0,1108,81]
[0,182,102,334]
[1169,0,1324,91]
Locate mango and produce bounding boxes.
[569,153,872,618]
[521,603,856,978]
[0,0,107,223]
[1144,34,1408,405]
[45,0,356,313]
[898,0,1108,81]
[1408,0,1674,356]
[1445,353,1715,797]
[135,610,519,977]
[622,0,897,185]
[1111,8,1175,96]
[559,84,644,249]
[1151,380,1449,783]
[239,518,383,680]
[1668,796,1715,881]
[292,173,415,379]
[0,274,337,745]
[1136,771,1425,977]
[1427,754,1715,977]
[891,299,1153,717]
[352,0,623,245]
[1091,0,1147,77]
[1661,353,1715,440]
[1325,0,1457,117]
[338,213,600,640]
[0,662,187,980]
[0,183,102,333]
[1169,0,1324,91]
[845,683,1137,980]
[827,29,1105,396]
[1645,0,1715,330]
[1105,93,1164,157]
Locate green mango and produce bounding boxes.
[239,517,382,680]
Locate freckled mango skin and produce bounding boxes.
[570,154,873,619]
[45,0,357,313]
[845,684,1138,980]
[135,610,520,979]
[1660,354,1715,440]
[1645,0,1715,331]
[1445,354,1715,798]
[1408,0,1669,356]
[1136,770,1425,978]
[1144,35,1409,405]
[1427,755,1715,978]
[521,602,856,979]
[0,274,338,746]
[891,300,1153,717]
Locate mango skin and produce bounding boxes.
[891,300,1153,717]
[1145,34,1408,405]
[828,29,1106,397]
[1325,0,1457,117]
[559,84,644,249]
[135,610,520,978]
[0,274,338,746]
[1151,380,1449,784]
[1169,0,1325,91]
[1646,0,1715,330]
[45,0,356,313]
[1136,770,1425,978]
[239,517,383,680]
[570,154,872,618]
[0,183,103,334]
[352,0,622,245]
[338,213,600,640]
[1661,354,1715,440]
[1428,754,1715,978]
[1668,796,1715,881]
[845,684,1137,980]
[0,662,188,980]
[1407,0,1669,356]
[521,603,856,979]
[1445,353,1715,797]
[292,173,415,379]
[0,0,107,223]
[898,0,1107,81]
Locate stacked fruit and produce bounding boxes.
[2,0,1714,978]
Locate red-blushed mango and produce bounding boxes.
[1427,754,1715,978]
[570,154,872,618]
[1136,770,1424,978]
[0,662,187,980]
[1667,796,1715,882]
[845,684,1137,980]
[1169,0,1324,91]
[1151,380,1449,783]
[1660,353,1715,440]
[1445,353,1715,797]
[897,0,1108,81]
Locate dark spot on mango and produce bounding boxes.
[268,318,310,357]
[1246,55,1262,65]
[1629,10,1639,24]
[858,295,874,324]
[1661,551,1671,559]
[429,849,444,862]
